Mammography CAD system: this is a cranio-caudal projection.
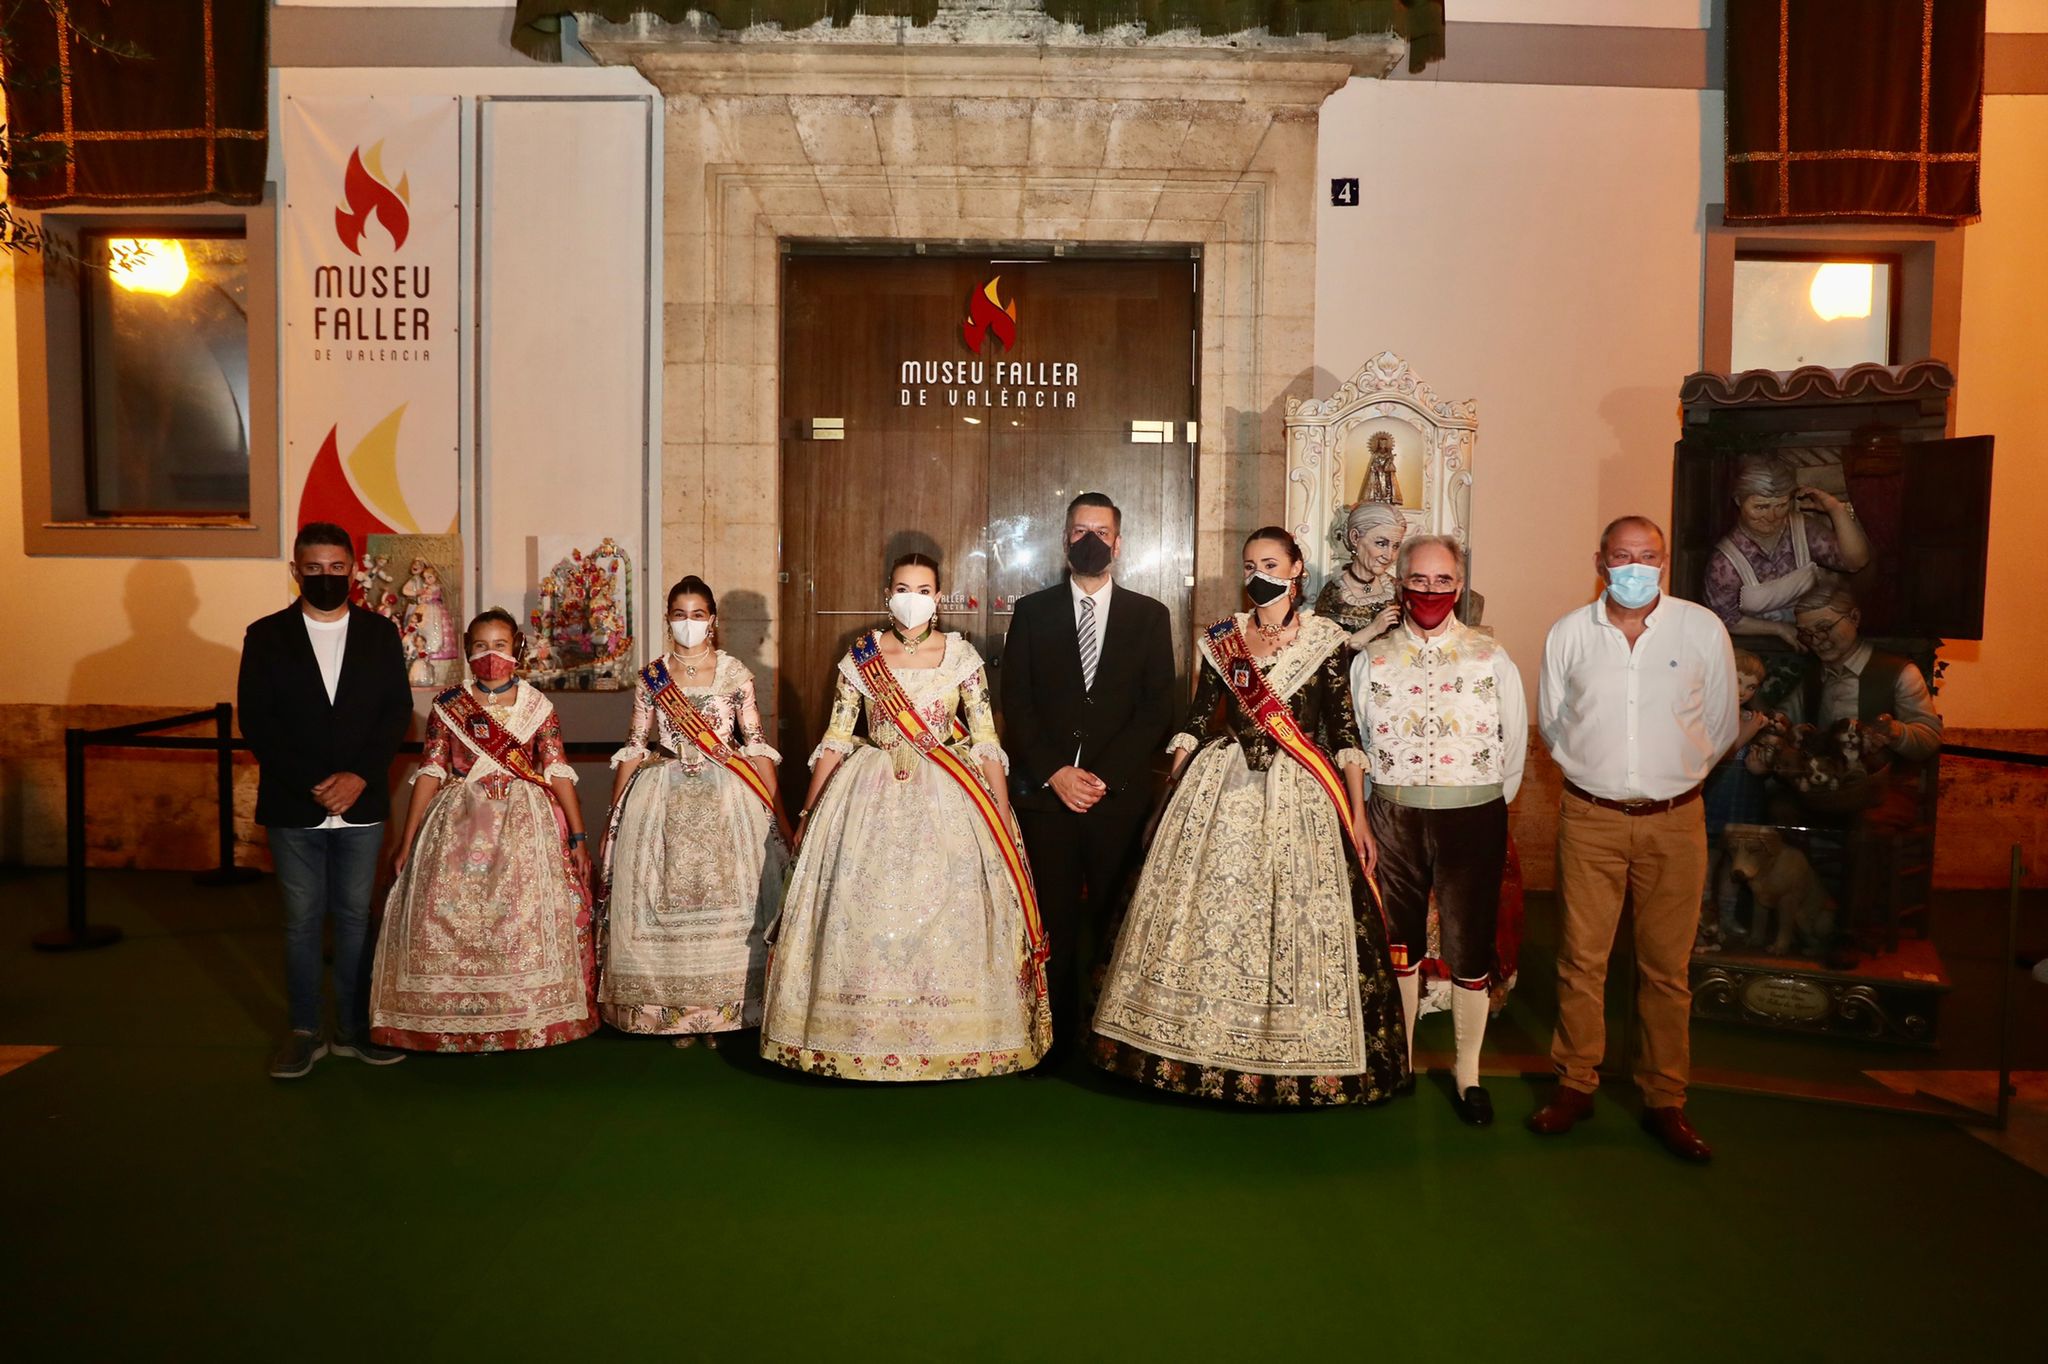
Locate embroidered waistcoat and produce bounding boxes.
[1361,621,1505,789]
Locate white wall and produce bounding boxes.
[1314,77,1718,695]
[477,96,653,632]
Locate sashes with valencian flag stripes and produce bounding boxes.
[641,659,781,821]
[848,631,1047,987]
[437,686,550,788]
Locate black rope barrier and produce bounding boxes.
[36,708,2048,954]
[35,706,621,953]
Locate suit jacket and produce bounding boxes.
[236,604,414,828]
[1001,579,1176,814]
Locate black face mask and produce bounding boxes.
[299,573,350,611]
[1243,570,1292,607]
[1067,532,1113,577]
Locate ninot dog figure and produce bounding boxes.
[1722,824,1836,957]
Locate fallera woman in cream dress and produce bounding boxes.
[760,554,1049,1081]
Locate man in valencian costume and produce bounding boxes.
[1353,534,1525,1126]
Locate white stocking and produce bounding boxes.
[1396,970,1420,1072]
[1451,983,1490,1093]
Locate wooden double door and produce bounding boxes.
[777,251,1200,802]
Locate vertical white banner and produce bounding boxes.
[280,95,460,560]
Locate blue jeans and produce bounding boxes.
[268,823,384,1039]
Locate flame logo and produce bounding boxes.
[961,276,1018,355]
[335,141,412,256]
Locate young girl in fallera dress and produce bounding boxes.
[369,609,599,1052]
[598,576,791,1044]
[758,552,1051,1081]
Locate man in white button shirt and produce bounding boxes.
[1531,516,1737,1162]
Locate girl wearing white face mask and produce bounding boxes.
[759,552,1051,1081]
[599,576,790,1044]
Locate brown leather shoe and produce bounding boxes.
[1641,1105,1714,1163]
[1525,1085,1596,1135]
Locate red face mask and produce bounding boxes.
[470,652,517,684]
[1400,587,1459,631]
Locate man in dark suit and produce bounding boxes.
[1001,493,1177,1068]
[237,522,414,1079]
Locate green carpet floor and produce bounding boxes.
[3,868,2041,1361]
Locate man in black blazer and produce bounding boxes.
[1002,493,1177,1068]
[237,522,414,1079]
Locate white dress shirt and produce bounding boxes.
[1068,575,1112,764]
[1538,595,1739,802]
[1071,574,1113,631]
[302,611,352,829]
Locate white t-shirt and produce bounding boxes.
[302,612,352,829]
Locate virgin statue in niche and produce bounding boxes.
[1702,454,1870,648]
[1362,430,1403,506]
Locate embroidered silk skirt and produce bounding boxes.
[599,756,787,1034]
[1090,741,1409,1107]
[370,778,597,1052]
[759,745,1049,1081]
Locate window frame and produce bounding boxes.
[1703,206,1963,414]
[76,224,256,520]
[13,190,280,558]
[1729,248,1905,371]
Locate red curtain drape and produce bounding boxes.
[2,0,268,208]
[1725,0,1984,226]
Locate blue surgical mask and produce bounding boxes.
[1604,562,1662,609]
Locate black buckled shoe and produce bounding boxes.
[1451,1084,1494,1127]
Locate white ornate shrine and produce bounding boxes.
[1283,351,1478,589]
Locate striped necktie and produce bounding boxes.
[1078,595,1099,692]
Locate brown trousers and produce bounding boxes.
[1550,790,1707,1108]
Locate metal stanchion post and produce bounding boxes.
[195,702,260,889]
[33,727,122,951]
[1996,845,2021,1133]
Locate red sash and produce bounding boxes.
[848,632,1047,983]
[1205,617,1371,865]
[437,686,550,789]
[642,658,780,819]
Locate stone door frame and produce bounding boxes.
[587,40,1352,735]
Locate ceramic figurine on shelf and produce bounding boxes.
[531,537,636,690]
[1362,429,1402,506]
[352,553,392,608]
[402,605,436,688]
